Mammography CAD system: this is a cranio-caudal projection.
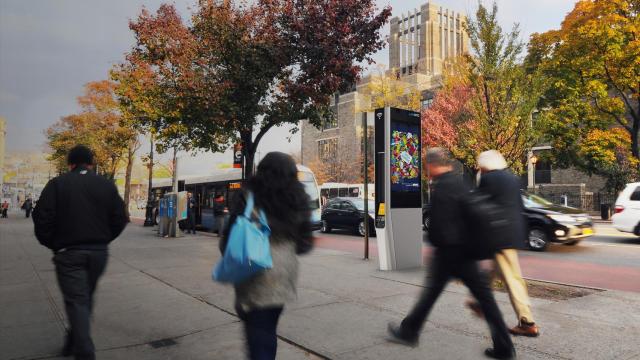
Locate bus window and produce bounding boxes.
[338,188,348,197]
[349,187,359,197]
[329,188,338,198]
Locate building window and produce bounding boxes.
[322,116,338,130]
[318,138,339,178]
[318,138,338,162]
[535,159,552,184]
[421,98,434,110]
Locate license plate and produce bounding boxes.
[582,228,593,236]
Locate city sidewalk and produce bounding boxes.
[1,217,639,360]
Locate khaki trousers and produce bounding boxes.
[494,249,535,324]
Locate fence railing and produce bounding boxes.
[539,193,616,212]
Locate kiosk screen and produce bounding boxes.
[390,122,420,193]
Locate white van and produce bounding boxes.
[611,182,640,235]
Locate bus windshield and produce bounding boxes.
[299,171,320,209]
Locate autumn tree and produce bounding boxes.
[46,80,139,214]
[526,0,640,189]
[357,65,422,112]
[115,0,391,178]
[578,128,639,192]
[421,3,543,174]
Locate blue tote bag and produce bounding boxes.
[212,192,273,284]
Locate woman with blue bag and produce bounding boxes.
[218,152,314,360]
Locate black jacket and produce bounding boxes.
[478,169,526,249]
[428,171,469,248]
[33,167,128,251]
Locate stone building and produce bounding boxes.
[300,2,468,182]
[0,118,5,191]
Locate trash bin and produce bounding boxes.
[600,204,611,220]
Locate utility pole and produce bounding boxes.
[362,112,370,260]
[143,134,155,226]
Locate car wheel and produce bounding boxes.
[321,220,331,233]
[423,216,430,231]
[528,228,548,251]
[356,221,365,236]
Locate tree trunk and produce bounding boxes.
[123,145,135,218]
[242,130,255,179]
[632,117,639,160]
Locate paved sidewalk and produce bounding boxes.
[1,217,639,360]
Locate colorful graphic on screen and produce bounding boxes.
[390,123,420,192]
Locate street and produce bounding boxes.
[314,223,640,293]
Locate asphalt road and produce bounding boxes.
[314,223,640,293]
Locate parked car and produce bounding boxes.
[522,192,593,251]
[421,192,594,251]
[612,182,640,235]
[321,197,375,236]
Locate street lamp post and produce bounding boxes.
[143,134,155,227]
[531,154,538,194]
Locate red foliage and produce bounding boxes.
[421,84,473,151]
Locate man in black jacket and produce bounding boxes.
[33,145,128,360]
[474,150,539,337]
[388,148,515,359]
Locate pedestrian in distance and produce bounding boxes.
[387,148,516,360]
[22,197,33,218]
[32,145,128,360]
[220,152,314,360]
[466,150,539,337]
[213,194,226,236]
[1,200,8,218]
[187,192,197,234]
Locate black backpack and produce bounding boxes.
[462,190,512,260]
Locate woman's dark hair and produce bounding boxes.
[247,152,311,244]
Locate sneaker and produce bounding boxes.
[386,322,418,347]
[466,300,484,318]
[484,348,516,359]
[509,322,539,337]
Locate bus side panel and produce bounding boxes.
[200,208,215,231]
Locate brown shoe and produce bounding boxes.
[465,300,484,319]
[509,323,539,337]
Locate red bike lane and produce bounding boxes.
[313,234,640,293]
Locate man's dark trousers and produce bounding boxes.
[54,249,108,360]
[401,248,513,354]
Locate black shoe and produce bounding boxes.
[61,332,73,357]
[484,348,516,359]
[387,322,418,347]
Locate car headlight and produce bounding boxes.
[548,214,575,223]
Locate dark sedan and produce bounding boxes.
[522,193,593,251]
[321,197,376,236]
[421,193,593,251]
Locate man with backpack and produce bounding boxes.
[387,148,515,359]
[469,150,539,337]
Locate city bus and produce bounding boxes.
[319,183,375,207]
[151,165,322,232]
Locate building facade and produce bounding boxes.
[0,118,5,191]
[300,2,468,182]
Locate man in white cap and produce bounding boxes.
[472,150,540,337]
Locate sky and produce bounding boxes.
[0,0,579,175]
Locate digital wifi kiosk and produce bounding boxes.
[374,107,423,270]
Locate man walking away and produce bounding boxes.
[33,145,128,360]
[213,194,225,236]
[187,192,196,234]
[387,148,515,359]
[23,198,33,218]
[472,150,539,337]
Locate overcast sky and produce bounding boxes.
[0,0,578,174]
